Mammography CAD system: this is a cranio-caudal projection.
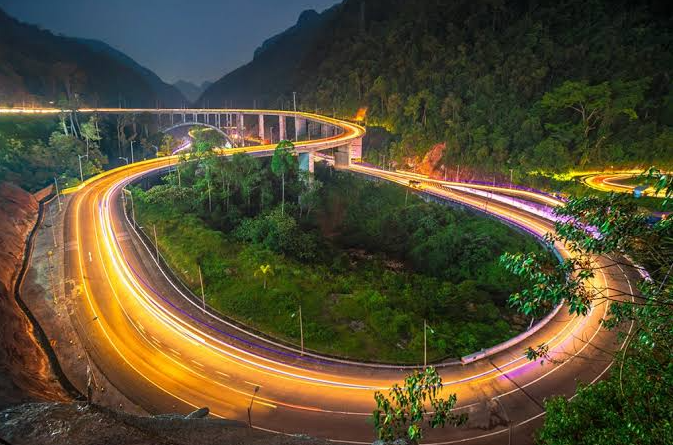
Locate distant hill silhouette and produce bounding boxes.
[173,80,212,104]
[0,8,185,107]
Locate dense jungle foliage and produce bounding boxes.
[203,0,673,173]
[132,135,547,362]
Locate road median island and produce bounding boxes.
[125,162,551,365]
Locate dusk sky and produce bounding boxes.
[0,0,337,84]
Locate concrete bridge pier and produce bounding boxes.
[279,115,286,141]
[334,144,351,168]
[350,136,363,161]
[258,114,265,141]
[237,113,245,145]
[295,117,307,141]
[298,150,315,174]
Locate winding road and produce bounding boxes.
[4,108,641,443]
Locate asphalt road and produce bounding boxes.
[52,114,640,444]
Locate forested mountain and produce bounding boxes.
[200,7,339,108]
[0,8,185,107]
[202,0,673,172]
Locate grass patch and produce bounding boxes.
[133,167,549,363]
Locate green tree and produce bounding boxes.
[79,115,101,157]
[159,134,178,156]
[254,264,273,290]
[500,170,672,444]
[271,139,296,215]
[539,80,647,165]
[373,367,467,444]
[298,177,322,218]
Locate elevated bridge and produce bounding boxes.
[0,107,364,169]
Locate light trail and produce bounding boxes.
[51,110,641,443]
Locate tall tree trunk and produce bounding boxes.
[69,113,78,138]
[73,111,82,136]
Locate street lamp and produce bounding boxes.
[509,169,514,189]
[292,306,304,355]
[53,177,62,211]
[424,320,434,368]
[77,154,88,182]
[247,385,260,428]
[119,156,129,165]
[130,140,135,164]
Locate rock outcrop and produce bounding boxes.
[0,182,69,408]
[0,402,329,445]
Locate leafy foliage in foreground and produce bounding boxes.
[373,367,466,444]
[500,171,672,444]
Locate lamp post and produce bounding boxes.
[509,168,514,189]
[247,385,260,428]
[292,306,304,355]
[77,154,88,182]
[423,320,434,368]
[130,140,135,164]
[53,177,62,211]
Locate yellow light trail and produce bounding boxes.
[50,109,640,443]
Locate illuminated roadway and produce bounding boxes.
[2,108,640,443]
[580,171,662,196]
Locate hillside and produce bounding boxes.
[201,0,673,173]
[0,8,185,107]
[199,7,339,108]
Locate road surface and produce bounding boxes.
[36,111,640,443]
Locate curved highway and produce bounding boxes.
[581,170,663,196]
[12,108,640,443]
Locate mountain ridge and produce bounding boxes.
[0,8,185,107]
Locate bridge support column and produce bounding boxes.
[334,144,352,168]
[279,115,286,141]
[170,113,174,125]
[258,114,265,141]
[295,117,306,141]
[298,150,315,175]
[350,136,363,161]
[237,113,244,146]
